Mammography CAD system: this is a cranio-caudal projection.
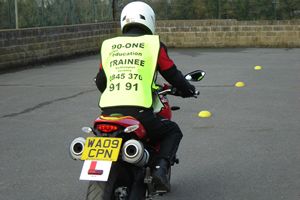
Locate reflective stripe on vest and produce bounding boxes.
[99,35,160,108]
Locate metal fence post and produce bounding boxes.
[14,0,19,29]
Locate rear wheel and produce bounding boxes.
[86,181,107,200]
[85,162,129,200]
[85,162,146,200]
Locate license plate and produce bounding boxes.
[80,160,112,181]
[81,137,122,161]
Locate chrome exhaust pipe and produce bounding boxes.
[122,139,149,167]
[69,137,86,160]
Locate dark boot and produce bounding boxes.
[151,158,170,192]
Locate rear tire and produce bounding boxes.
[85,162,146,200]
[85,163,127,200]
[86,181,107,200]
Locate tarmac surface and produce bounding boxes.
[0,48,300,200]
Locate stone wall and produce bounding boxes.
[1,20,299,71]
[157,20,300,48]
[0,22,118,71]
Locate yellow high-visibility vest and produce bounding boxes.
[99,35,160,108]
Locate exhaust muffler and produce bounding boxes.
[122,139,149,167]
[69,137,86,160]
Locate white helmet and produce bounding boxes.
[120,1,155,34]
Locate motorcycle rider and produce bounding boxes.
[95,1,196,191]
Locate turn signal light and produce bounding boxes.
[96,124,119,133]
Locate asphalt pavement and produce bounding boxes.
[0,48,300,200]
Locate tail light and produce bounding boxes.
[96,124,119,133]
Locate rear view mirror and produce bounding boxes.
[185,70,206,81]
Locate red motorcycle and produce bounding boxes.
[69,70,205,200]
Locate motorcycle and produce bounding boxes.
[69,70,206,200]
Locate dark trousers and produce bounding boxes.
[102,107,183,162]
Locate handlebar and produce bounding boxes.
[158,86,199,98]
[192,90,200,98]
[158,88,172,96]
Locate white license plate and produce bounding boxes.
[80,160,112,181]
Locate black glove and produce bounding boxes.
[176,84,196,98]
